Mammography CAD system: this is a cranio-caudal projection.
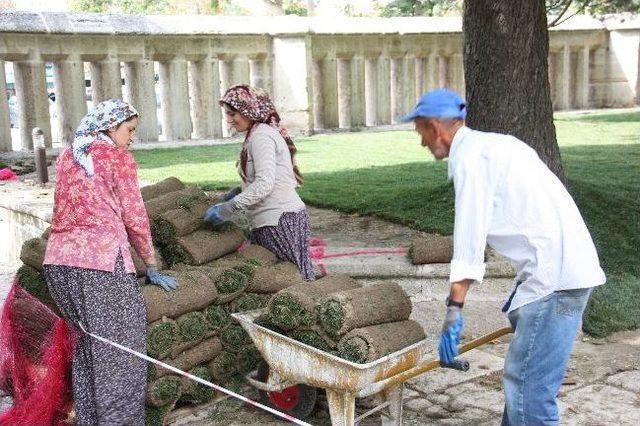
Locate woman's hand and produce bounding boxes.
[222,187,242,202]
[204,199,237,224]
[146,266,179,291]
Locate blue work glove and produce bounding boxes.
[204,199,237,225]
[146,266,179,291]
[222,186,241,202]
[438,305,464,365]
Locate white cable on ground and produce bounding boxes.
[78,323,313,426]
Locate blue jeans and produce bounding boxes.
[501,288,593,426]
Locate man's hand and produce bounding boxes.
[438,305,464,365]
[221,187,241,202]
[204,199,237,225]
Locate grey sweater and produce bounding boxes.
[233,123,305,229]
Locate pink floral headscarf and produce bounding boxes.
[220,85,302,185]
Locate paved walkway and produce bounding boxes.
[1,170,639,425]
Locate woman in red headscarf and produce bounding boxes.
[205,85,314,280]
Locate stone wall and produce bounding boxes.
[0,12,638,150]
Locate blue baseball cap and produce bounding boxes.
[402,88,467,122]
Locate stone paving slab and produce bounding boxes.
[606,370,640,393]
[561,384,640,425]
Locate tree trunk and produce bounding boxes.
[463,0,565,182]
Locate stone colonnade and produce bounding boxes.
[0,12,638,151]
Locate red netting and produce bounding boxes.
[0,281,77,425]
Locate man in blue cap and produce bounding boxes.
[404,88,606,425]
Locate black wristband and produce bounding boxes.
[446,296,464,309]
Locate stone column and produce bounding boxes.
[249,57,266,89]
[452,53,465,94]
[0,61,12,151]
[350,56,365,128]
[336,57,352,129]
[231,57,250,87]
[377,56,391,125]
[426,52,438,91]
[404,54,416,115]
[414,56,425,100]
[560,44,572,110]
[272,36,312,133]
[311,58,324,130]
[53,56,87,146]
[13,58,51,149]
[90,57,122,105]
[159,57,192,140]
[218,58,233,137]
[390,56,404,124]
[320,57,339,129]
[578,46,590,109]
[364,57,378,127]
[124,59,158,142]
[190,57,222,139]
[438,55,449,88]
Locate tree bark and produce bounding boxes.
[463,0,565,182]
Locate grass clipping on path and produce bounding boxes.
[317,282,412,337]
[337,320,425,363]
[268,274,360,331]
[142,269,217,323]
[408,235,453,265]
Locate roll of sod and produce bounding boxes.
[236,345,263,375]
[140,177,185,201]
[174,311,209,350]
[408,235,454,265]
[19,237,47,271]
[152,199,212,245]
[337,320,426,364]
[179,365,216,404]
[148,337,223,380]
[145,402,175,426]
[144,187,207,219]
[203,304,231,333]
[207,351,238,383]
[16,264,53,306]
[230,293,270,313]
[147,318,180,360]
[317,282,412,337]
[288,327,336,353]
[173,228,245,266]
[229,244,278,266]
[142,269,217,323]
[245,262,303,294]
[213,269,249,304]
[268,274,361,331]
[219,322,252,353]
[146,375,183,407]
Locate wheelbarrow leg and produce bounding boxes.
[380,384,403,425]
[326,389,356,426]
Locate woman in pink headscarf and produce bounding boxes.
[205,85,314,280]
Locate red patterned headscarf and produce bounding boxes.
[220,85,303,185]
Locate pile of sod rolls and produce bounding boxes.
[259,278,426,363]
[407,234,453,265]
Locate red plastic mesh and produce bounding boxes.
[0,281,77,425]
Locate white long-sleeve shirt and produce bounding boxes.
[448,126,606,313]
[234,123,305,229]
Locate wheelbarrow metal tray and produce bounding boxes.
[232,309,431,393]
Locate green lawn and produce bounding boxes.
[134,109,640,337]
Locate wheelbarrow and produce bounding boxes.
[232,309,512,425]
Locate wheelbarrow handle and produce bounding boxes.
[440,359,470,371]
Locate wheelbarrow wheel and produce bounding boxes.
[256,361,317,420]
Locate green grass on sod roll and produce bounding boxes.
[177,312,208,344]
[203,304,231,332]
[147,321,180,360]
[215,269,248,294]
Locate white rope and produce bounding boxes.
[78,323,313,426]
